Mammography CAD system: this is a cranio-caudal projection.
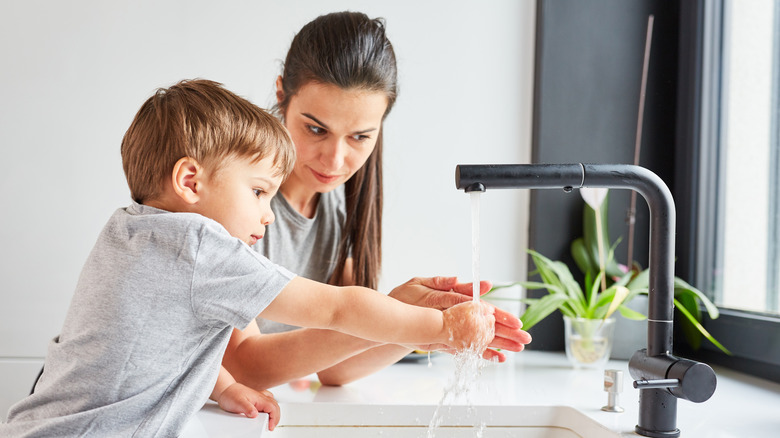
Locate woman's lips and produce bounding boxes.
[309,168,341,184]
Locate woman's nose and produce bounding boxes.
[319,138,346,170]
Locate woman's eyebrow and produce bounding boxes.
[302,113,329,129]
[302,112,378,135]
[353,127,378,135]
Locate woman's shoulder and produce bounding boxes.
[320,186,347,227]
[321,185,346,211]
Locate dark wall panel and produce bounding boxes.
[528,0,680,350]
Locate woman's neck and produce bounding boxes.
[279,180,320,219]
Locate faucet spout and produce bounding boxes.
[457,163,676,350]
[455,163,716,438]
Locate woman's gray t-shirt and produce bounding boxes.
[253,187,346,333]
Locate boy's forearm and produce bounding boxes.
[260,278,447,346]
[330,286,446,345]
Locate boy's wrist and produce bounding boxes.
[211,368,238,402]
[210,384,228,403]
[437,311,451,346]
[212,381,241,404]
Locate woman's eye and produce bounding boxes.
[306,125,326,135]
[351,134,371,142]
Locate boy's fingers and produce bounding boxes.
[480,301,496,315]
[259,398,281,431]
[243,402,259,418]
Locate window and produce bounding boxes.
[714,0,780,314]
[688,0,780,381]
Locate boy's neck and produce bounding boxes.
[143,190,192,214]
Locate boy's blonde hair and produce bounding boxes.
[121,79,296,203]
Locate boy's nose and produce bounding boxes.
[262,209,275,226]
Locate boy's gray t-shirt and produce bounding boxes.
[253,187,346,333]
[2,203,294,437]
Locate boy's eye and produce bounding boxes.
[253,188,264,197]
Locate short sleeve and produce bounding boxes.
[189,223,295,328]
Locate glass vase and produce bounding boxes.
[563,316,615,368]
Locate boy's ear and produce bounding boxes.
[275,76,285,105]
[171,157,203,205]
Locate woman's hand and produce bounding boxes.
[387,276,492,309]
[389,276,532,361]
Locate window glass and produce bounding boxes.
[716,0,779,314]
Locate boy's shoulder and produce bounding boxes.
[117,202,228,237]
[96,202,239,264]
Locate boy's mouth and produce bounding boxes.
[249,234,263,245]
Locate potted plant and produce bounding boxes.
[570,188,729,356]
[519,248,640,367]
[489,188,730,366]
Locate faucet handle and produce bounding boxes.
[633,378,680,390]
[630,351,717,403]
[667,358,717,403]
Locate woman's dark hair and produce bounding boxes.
[275,11,398,289]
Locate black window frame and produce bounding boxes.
[675,0,780,383]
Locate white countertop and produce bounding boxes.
[182,350,780,437]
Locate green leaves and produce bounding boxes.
[573,189,729,355]
[519,293,570,330]
[516,188,731,355]
[520,249,633,330]
[674,297,731,355]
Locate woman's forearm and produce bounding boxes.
[316,343,412,386]
[222,327,382,390]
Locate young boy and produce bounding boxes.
[1,79,495,437]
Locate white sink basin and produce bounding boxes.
[268,403,622,437]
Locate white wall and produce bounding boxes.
[0,0,535,418]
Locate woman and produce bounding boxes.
[222,11,530,389]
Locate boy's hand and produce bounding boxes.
[214,382,280,431]
[441,300,496,354]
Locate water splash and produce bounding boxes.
[425,190,489,437]
[426,344,489,437]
